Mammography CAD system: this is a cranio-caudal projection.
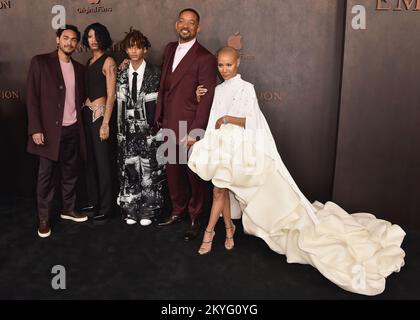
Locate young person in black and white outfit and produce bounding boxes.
[116,28,166,226]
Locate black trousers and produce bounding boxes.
[37,123,80,222]
[83,108,113,216]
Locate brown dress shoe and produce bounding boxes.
[158,214,186,226]
[184,221,201,241]
[60,211,88,222]
[38,221,51,238]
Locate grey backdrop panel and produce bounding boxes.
[333,0,420,228]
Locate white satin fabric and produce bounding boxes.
[188,75,406,296]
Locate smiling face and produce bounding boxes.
[217,49,241,81]
[56,29,78,56]
[175,10,200,43]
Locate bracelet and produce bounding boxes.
[223,116,227,125]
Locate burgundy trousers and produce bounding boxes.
[37,123,80,223]
[165,144,208,222]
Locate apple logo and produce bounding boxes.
[87,0,101,4]
[227,32,243,50]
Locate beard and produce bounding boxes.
[59,45,75,56]
[178,29,195,42]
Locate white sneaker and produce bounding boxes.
[125,218,137,225]
[140,218,152,226]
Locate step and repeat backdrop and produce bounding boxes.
[0,0,418,228]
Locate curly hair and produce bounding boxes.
[82,22,113,50]
[121,27,151,50]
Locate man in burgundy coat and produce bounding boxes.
[26,25,88,238]
[155,8,217,241]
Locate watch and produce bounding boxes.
[223,116,228,125]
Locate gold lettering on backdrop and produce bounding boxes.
[0,90,20,99]
[394,0,420,10]
[377,0,392,10]
[76,0,113,15]
[239,53,256,61]
[257,91,283,102]
[0,1,12,10]
[377,0,420,10]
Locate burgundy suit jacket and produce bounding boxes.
[155,41,217,141]
[26,51,86,161]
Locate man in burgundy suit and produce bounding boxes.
[26,25,88,238]
[155,8,217,241]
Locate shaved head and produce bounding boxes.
[217,46,240,60]
[217,46,241,80]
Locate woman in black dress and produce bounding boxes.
[82,22,117,222]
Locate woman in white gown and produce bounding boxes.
[188,47,406,296]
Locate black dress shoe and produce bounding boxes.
[80,205,96,212]
[158,214,186,226]
[92,213,109,224]
[184,221,201,241]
